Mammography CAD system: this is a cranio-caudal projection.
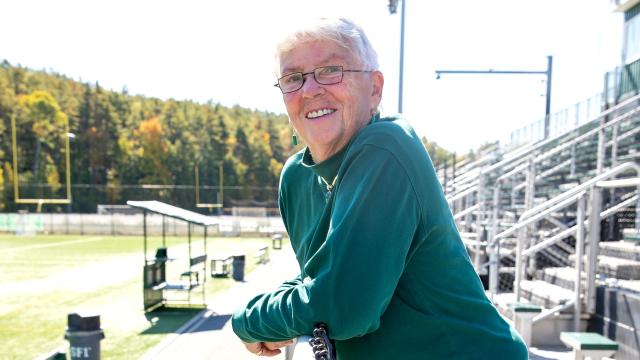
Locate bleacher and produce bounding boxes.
[440,91,640,359]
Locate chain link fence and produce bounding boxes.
[2,183,280,214]
[0,211,285,236]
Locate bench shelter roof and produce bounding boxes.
[127,200,218,227]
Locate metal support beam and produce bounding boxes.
[586,186,601,314]
[636,186,640,231]
[162,215,166,248]
[188,222,192,262]
[435,55,553,139]
[574,194,586,331]
[204,225,208,304]
[515,226,526,302]
[475,174,486,274]
[464,194,473,232]
[543,55,553,139]
[143,210,148,263]
[388,0,406,113]
[608,124,619,240]
[525,157,537,276]
[570,144,576,177]
[596,116,606,174]
[489,182,501,298]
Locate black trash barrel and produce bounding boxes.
[64,313,105,360]
[232,255,245,281]
[272,234,283,250]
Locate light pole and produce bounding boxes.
[388,0,406,114]
[67,132,75,213]
[435,55,553,139]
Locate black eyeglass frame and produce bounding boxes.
[274,65,373,94]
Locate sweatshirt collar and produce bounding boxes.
[301,145,346,185]
[299,113,380,183]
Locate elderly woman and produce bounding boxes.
[232,18,527,359]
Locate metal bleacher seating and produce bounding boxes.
[440,92,640,359]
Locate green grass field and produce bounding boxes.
[0,233,279,359]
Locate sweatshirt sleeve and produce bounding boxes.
[232,144,420,342]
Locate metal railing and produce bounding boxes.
[507,88,611,148]
[447,93,638,209]
[445,93,640,281]
[285,336,313,360]
[490,163,640,331]
[488,92,640,177]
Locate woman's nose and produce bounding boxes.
[301,73,324,98]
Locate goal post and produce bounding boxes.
[195,162,223,209]
[11,112,72,212]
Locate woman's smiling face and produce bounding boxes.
[279,39,383,162]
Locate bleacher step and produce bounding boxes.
[559,332,618,359]
[569,254,640,280]
[520,280,575,308]
[623,229,640,243]
[539,267,584,291]
[599,240,640,261]
[604,278,640,293]
[492,291,590,347]
[597,255,640,280]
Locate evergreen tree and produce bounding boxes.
[0,62,300,212]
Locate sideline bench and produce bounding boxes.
[211,255,234,277]
[560,332,618,360]
[272,234,283,249]
[128,200,216,311]
[143,247,207,310]
[180,254,207,287]
[210,246,270,279]
[255,246,270,265]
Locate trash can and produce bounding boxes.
[64,313,105,360]
[232,255,245,281]
[272,234,283,250]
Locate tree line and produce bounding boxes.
[0,61,295,213]
[0,60,459,214]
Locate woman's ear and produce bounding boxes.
[370,71,384,107]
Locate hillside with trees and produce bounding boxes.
[0,61,295,213]
[0,61,458,213]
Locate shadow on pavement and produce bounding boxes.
[190,314,232,333]
[141,307,206,335]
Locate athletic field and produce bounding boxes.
[0,234,277,359]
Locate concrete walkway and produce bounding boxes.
[140,245,576,360]
[140,246,299,360]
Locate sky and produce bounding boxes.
[0,0,625,154]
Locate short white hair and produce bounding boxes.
[275,17,379,76]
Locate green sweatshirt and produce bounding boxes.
[232,115,527,359]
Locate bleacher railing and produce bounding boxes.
[498,163,640,320]
[508,92,604,148]
[507,58,640,149]
[444,91,640,307]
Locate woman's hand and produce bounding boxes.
[243,339,295,356]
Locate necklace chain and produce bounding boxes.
[321,175,338,192]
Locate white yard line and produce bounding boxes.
[4,236,106,252]
[0,252,141,296]
[0,241,199,297]
[0,240,205,318]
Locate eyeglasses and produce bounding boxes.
[274,65,373,94]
